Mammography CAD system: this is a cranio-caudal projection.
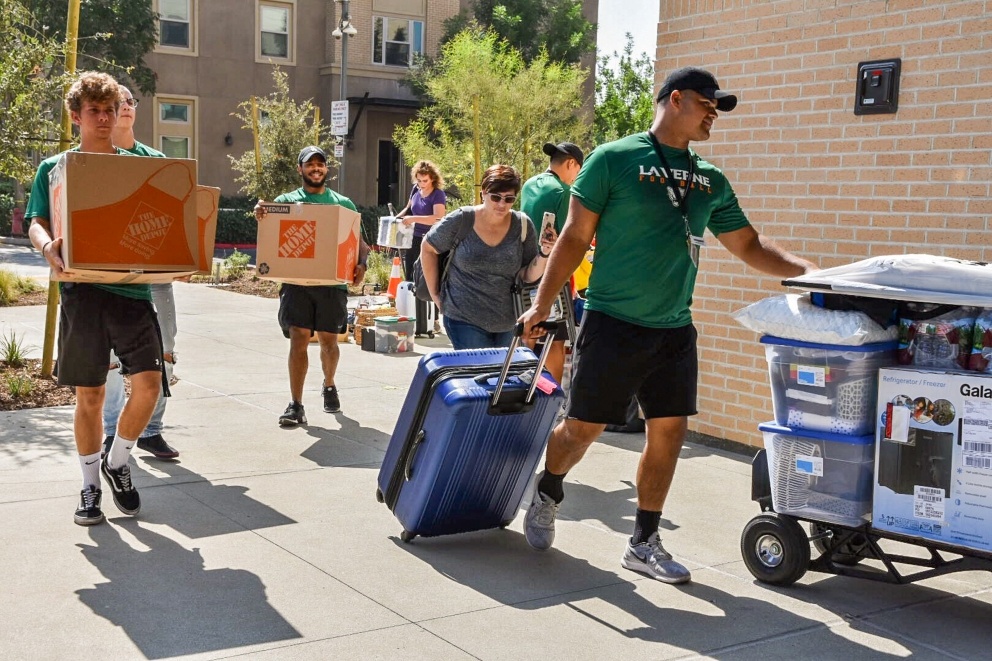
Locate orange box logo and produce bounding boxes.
[51,181,64,239]
[278,220,317,259]
[337,231,357,280]
[120,201,175,259]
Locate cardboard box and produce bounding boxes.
[49,152,201,283]
[195,186,220,275]
[874,367,992,553]
[255,203,361,286]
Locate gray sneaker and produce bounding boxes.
[524,488,559,551]
[621,532,691,584]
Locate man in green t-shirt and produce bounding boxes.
[520,67,818,584]
[27,72,162,527]
[520,141,583,383]
[254,146,369,425]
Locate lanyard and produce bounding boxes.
[646,132,703,267]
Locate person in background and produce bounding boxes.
[27,72,162,526]
[420,164,555,350]
[519,67,818,584]
[520,141,584,383]
[254,146,369,426]
[102,85,179,460]
[395,160,447,333]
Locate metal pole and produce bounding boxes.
[42,0,81,378]
[338,0,349,195]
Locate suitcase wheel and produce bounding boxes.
[400,530,417,543]
[375,488,384,504]
[427,331,435,339]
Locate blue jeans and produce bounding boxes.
[443,317,514,351]
[103,283,175,438]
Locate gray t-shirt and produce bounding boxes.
[426,206,538,333]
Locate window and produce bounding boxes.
[259,1,294,61]
[154,96,196,160]
[372,17,423,67]
[157,0,193,51]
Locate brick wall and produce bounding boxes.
[656,0,992,447]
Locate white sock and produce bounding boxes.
[107,434,136,470]
[79,452,101,490]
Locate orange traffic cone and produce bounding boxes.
[386,255,402,300]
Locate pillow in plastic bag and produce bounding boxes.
[732,294,897,346]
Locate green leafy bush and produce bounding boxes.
[0,330,34,367]
[224,249,251,278]
[356,204,390,247]
[0,180,15,236]
[0,268,41,306]
[216,194,257,244]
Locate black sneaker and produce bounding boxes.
[100,456,141,516]
[322,386,341,413]
[74,485,105,526]
[101,435,114,458]
[279,401,307,426]
[137,434,180,459]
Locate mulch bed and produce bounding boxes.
[0,359,75,411]
[3,288,49,307]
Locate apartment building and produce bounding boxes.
[138,0,598,208]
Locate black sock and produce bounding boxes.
[537,469,566,504]
[632,508,661,545]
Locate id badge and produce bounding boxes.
[687,234,704,268]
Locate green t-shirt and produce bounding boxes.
[126,140,166,158]
[521,171,570,234]
[25,147,152,301]
[273,187,359,290]
[571,132,750,328]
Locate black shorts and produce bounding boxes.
[567,310,698,425]
[278,284,348,335]
[57,284,164,387]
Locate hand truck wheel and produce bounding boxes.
[741,513,810,586]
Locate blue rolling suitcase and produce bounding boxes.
[376,324,564,542]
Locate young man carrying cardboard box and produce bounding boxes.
[254,146,369,425]
[27,72,163,526]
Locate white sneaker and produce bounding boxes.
[524,487,559,551]
[621,532,691,584]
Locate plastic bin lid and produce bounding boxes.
[375,316,415,324]
[759,335,897,352]
[758,422,875,445]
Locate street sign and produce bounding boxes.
[331,100,349,136]
[333,144,344,158]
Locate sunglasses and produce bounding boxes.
[122,98,139,108]
[486,192,517,204]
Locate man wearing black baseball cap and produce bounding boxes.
[519,140,585,383]
[254,145,369,425]
[519,67,817,584]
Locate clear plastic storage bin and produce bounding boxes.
[377,216,413,249]
[374,316,415,353]
[761,422,875,527]
[761,335,897,436]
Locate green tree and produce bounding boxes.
[229,67,337,202]
[441,0,595,65]
[26,0,158,95]
[0,0,70,182]
[394,30,589,203]
[594,34,655,144]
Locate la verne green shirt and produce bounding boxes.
[25,147,152,301]
[273,187,358,290]
[571,132,750,328]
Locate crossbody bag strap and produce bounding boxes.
[440,207,476,282]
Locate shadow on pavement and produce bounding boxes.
[76,521,301,659]
[391,532,903,656]
[131,458,297,538]
[300,413,390,468]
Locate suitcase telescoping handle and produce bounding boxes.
[489,320,559,412]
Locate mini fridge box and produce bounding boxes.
[874,367,992,553]
[49,152,200,283]
[255,203,361,286]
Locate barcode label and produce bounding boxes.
[917,492,943,503]
[963,456,992,469]
[913,485,945,521]
[963,441,992,453]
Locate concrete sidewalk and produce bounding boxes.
[1,246,991,659]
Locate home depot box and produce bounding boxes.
[195,185,220,275]
[255,203,361,286]
[48,152,201,283]
[874,367,992,553]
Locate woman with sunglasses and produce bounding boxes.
[420,164,556,350]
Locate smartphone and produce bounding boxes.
[541,212,556,242]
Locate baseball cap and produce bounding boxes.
[656,67,738,112]
[542,142,584,166]
[298,145,327,165]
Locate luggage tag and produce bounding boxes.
[534,374,557,395]
[517,369,535,385]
